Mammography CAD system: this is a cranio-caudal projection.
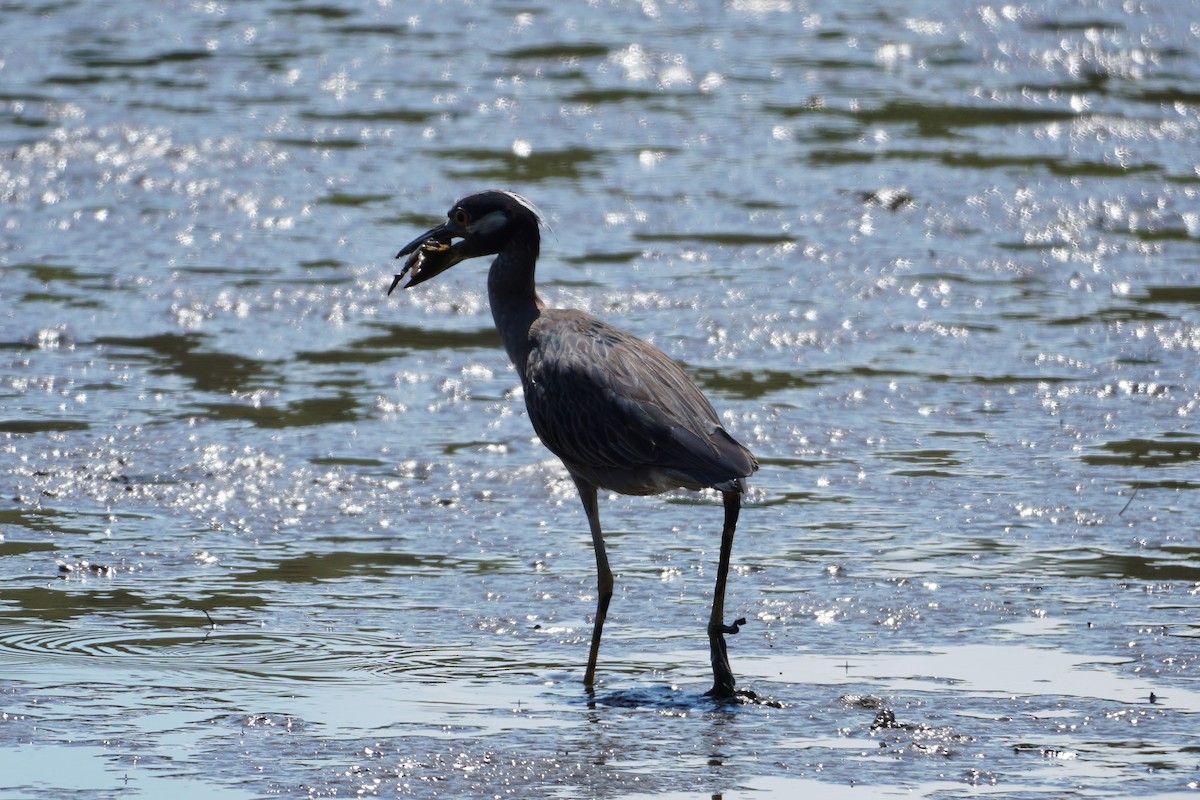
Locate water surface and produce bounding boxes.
[2,0,1198,797]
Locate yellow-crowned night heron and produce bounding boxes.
[391,190,758,697]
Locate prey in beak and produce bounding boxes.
[388,221,465,295]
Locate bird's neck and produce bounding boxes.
[487,247,543,368]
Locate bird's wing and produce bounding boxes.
[522,311,755,487]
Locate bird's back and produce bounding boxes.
[519,308,757,496]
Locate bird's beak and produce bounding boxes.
[389,221,467,294]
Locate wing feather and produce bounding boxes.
[521,310,756,493]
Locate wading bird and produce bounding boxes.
[391,190,757,697]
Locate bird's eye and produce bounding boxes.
[452,208,471,226]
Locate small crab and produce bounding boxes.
[387,239,456,295]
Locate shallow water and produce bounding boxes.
[2,0,1199,797]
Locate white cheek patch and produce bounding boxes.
[471,210,509,235]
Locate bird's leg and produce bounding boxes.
[573,476,612,693]
[705,490,744,699]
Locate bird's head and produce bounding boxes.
[390,190,544,294]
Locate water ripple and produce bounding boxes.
[0,620,567,686]
[3,0,1199,796]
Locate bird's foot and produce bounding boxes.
[705,686,786,708]
[705,618,748,699]
[704,679,737,700]
[704,685,761,703]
